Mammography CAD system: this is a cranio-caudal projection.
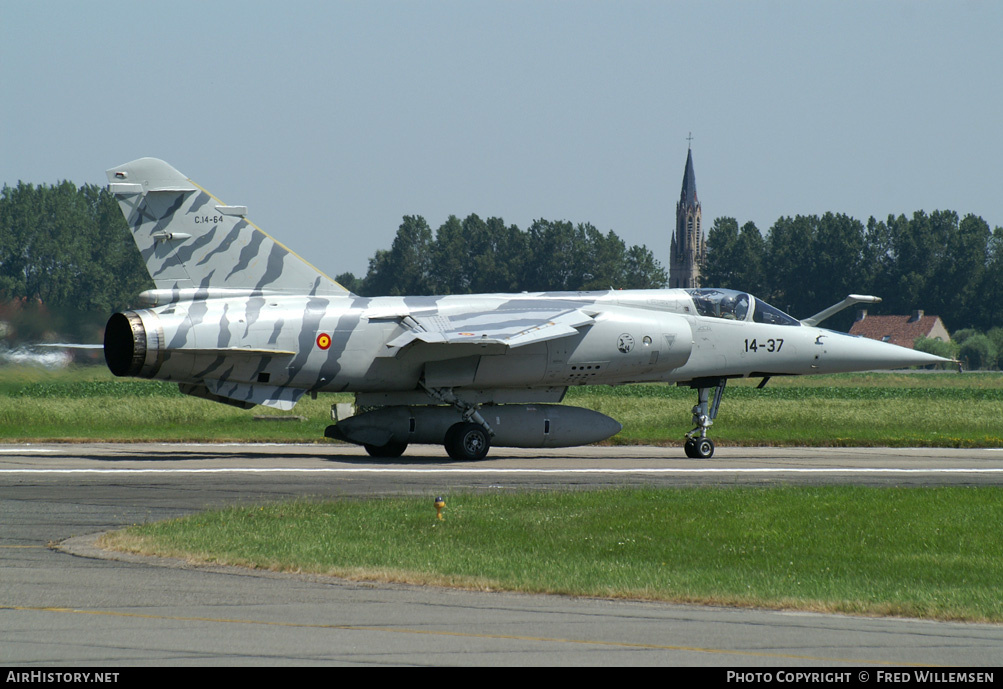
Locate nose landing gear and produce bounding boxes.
[682,378,726,459]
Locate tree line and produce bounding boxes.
[702,211,1003,334]
[336,214,666,296]
[2,181,1001,356]
[0,181,151,343]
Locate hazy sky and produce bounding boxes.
[3,1,1001,278]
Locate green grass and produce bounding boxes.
[567,377,1003,447]
[0,364,346,442]
[102,487,1003,622]
[1,364,1000,445]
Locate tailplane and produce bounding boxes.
[106,158,348,295]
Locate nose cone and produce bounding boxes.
[817,331,952,373]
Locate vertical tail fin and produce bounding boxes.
[106,158,348,295]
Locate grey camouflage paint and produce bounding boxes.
[104,158,948,415]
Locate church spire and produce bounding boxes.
[679,147,698,209]
[670,142,704,289]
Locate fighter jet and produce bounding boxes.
[103,158,949,460]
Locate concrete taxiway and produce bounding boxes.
[2,443,1002,665]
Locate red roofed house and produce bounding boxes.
[848,310,950,349]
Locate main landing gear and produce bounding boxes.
[682,378,727,459]
[421,382,495,461]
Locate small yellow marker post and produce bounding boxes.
[434,496,446,520]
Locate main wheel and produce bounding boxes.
[444,422,491,461]
[364,441,408,458]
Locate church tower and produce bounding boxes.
[669,145,704,289]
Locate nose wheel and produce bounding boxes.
[682,378,726,459]
[684,437,715,459]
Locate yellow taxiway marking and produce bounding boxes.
[1,605,936,666]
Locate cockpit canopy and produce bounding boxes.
[686,288,800,326]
